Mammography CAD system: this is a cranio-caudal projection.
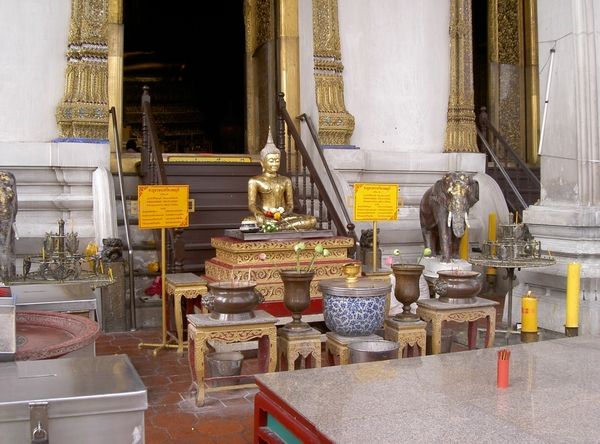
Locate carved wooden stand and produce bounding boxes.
[325,331,383,366]
[187,310,278,406]
[278,327,322,371]
[417,297,498,354]
[165,273,208,357]
[384,318,427,357]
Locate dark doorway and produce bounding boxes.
[472,0,488,130]
[123,1,246,154]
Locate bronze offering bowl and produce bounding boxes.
[202,281,265,321]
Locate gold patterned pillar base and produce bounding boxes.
[444,105,478,153]
[56,103,110,140]
[313,0,355,146]
[55,0,110,141]
[445,0,478,153]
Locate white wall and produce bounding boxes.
[299,0,450,153]
[0,0,71,142]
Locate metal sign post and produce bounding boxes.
[137,185,193,356]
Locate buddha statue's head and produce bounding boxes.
[260,131,281,173]
[260,131,280,160]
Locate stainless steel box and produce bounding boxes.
[0,354,147,443]
[11,282,97,318]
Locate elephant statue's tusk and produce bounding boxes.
[447,211,452,228]
[465,212,470,228]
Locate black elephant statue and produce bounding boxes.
[0,171,18,282]
[419,172,479,263]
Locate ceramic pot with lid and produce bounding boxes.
[318,265,392,336]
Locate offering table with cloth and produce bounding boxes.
[202,235,356,317]
[255,335,600,443]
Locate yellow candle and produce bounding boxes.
[488,213,497,273]
[521,291,537,332]
[460,226,469,260]
[566,262,581,328]
[488,213,497,241]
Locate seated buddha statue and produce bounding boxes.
[246,133,317,231]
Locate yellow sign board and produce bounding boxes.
[353,183,399,221]
[138,185,190,229]
[167,156,252,163]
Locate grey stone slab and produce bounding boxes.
[256,335,600,443]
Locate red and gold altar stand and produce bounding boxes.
[201,232,357,317]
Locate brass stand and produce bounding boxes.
[565,326,579,337]
[520,330,539,343]
[138,228,178,356]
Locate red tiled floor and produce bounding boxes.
[95,294,506,443]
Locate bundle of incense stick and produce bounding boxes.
[498,349,511,360]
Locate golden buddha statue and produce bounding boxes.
[246,133,317,231]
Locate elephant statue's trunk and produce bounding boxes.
[447,210,467,239]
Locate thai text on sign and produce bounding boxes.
[138,185,190,229]
[353,183,399,221]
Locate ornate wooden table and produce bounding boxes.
[165,273,208,357]
[187,310,278,406]
[416,297,498,354]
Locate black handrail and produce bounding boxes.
[140,86,181,272]
[277,93,357,257]
[109,106,137,331]
[298,113,355,233]
[477,106,541,213]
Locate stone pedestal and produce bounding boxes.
[100,261,127,332]
[204,236,356,316]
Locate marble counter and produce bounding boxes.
[256,335,600,443]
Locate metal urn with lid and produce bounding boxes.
[318,264,392,336]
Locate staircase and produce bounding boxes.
[161,160,261,274]
[477,107,542,214]
[113,159,261,327]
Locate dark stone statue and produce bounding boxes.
[101,238,124,262]
[419,172,479,263]
[0,171,17,282]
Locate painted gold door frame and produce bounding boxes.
[108,0,301,156]
[246,0,301,153]
[487,0,539,164]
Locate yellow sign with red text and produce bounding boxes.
[353,183,399,221]
[138,185,191,229]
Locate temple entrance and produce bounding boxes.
[122,1,248,154]
[472,0,540,165]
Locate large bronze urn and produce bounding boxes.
[202,281,265,321]
[280,270,315,331]
[433,270,481,304]
[391,264,425,321]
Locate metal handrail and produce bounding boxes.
[477,107,541,213]
[476,126,528,210]
[140,86,177,272]
[298,113,355,231]
[109,106,137,331]
[277,93,357,255]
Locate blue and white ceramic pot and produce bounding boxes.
[319,275,392,336]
